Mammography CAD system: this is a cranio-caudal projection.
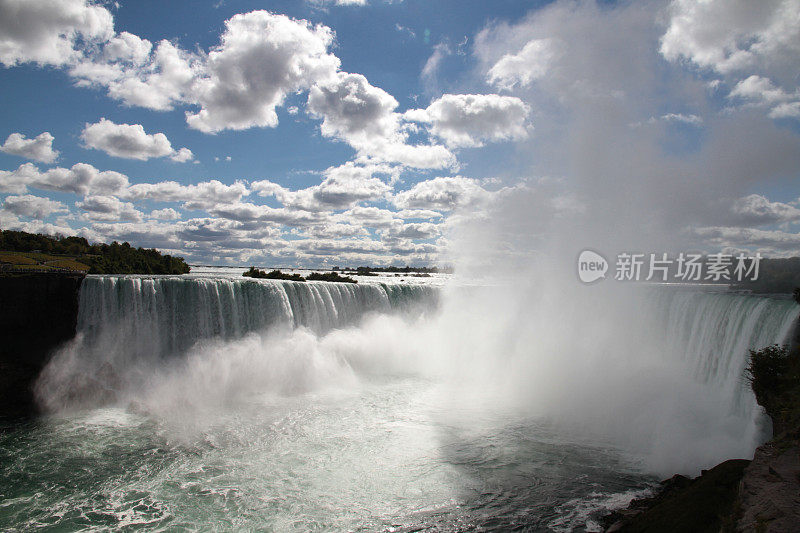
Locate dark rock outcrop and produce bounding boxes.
[736,443,800,532]
[0,273,84,418]
[602,460,749,532]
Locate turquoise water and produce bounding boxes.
[1,380,651,531]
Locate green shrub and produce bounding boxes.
[747,344,790,410]
[306,272,357,283]
[747,342,800,438]
[243,267,305,281]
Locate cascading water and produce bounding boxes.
[34,275,439,412]
[656,287,797,409]
[75,275,438,357]
[641,287,798,470]
[4,276,796,531]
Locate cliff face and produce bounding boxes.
[736,442,800,532]
[0,273,84,418]
[735,318,800,532]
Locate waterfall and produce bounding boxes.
[34,276,439,412]
[34,275,796,463]
[422,283,799,474]
[600,287,797,473]
[68,279,795,379]
[653,288,797,413]
[75,275,439,359]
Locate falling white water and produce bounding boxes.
[656,288,797,408]
[34,275,797,477]
[641,287,797,472]
[35,275,439,413]
[75,275,439,353]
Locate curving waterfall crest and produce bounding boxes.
[653,288,797,410]
[76,275,439,357]
[34,276,439,411]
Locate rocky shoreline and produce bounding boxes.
[601,460,749,532]
[736,442,800,531]
[601,443,800,532]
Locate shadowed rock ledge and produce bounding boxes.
[602,460,749,532]
[0,273,84,419]
[736,442,800,532]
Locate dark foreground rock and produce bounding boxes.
[736,443,800,532]
[602,459,749,532]
[0,273,84,419]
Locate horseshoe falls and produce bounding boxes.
[34,275,440,412]
[1,274,797,531]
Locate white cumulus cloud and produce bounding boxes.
[660,0,800,76]
[252,162,392,212]
[150,207,181,221]
[77,195,143,222]
[73,39,200,112]
[660,0,800,122]
[307,71,456,169]
[123,179,249,210]
[0,162,129,196]
[2,194,68,218]
[187,11,340,132]
[729,75,800,119]
[308,72,399,145]
[0,0,114,67]
[487,38,555,89]
[406,94,530,148]
[393,176,488,211]
[81,118,193,162]
[730,194,800,226]
[0,132,59,163]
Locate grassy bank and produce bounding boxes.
[0,251,91,273]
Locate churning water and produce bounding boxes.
[0,274,796,531]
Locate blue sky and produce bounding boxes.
[1,0,799,266]
[0,0,536,184]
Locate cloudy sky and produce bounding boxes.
[1,0,799,267]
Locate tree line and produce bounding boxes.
[0,229,190,275]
